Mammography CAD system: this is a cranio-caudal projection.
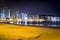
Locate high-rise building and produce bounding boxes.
[0,8,10,22]
[5,9,10,19]
[1,9,5,19]
[5,9,10,21]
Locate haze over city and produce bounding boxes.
[0,0,60,15]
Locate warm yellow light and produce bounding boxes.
[39,19,45,22]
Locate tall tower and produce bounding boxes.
[1,9,5,20]
[0,8,2,19]
[5,9,10,19]
[5,9,10,21]
[0,7,10,22]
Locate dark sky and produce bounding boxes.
[0,0,60,15]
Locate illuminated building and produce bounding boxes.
[0,8,10,22]
[15,10,19,24]
[21,13,28,25]
[46,16,60,27]
[5,9,10,21]
[1,9,5,20]
[0,8,60,27]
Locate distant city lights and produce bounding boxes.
[0,8,60,27]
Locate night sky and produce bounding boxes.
[0,0,60,15]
